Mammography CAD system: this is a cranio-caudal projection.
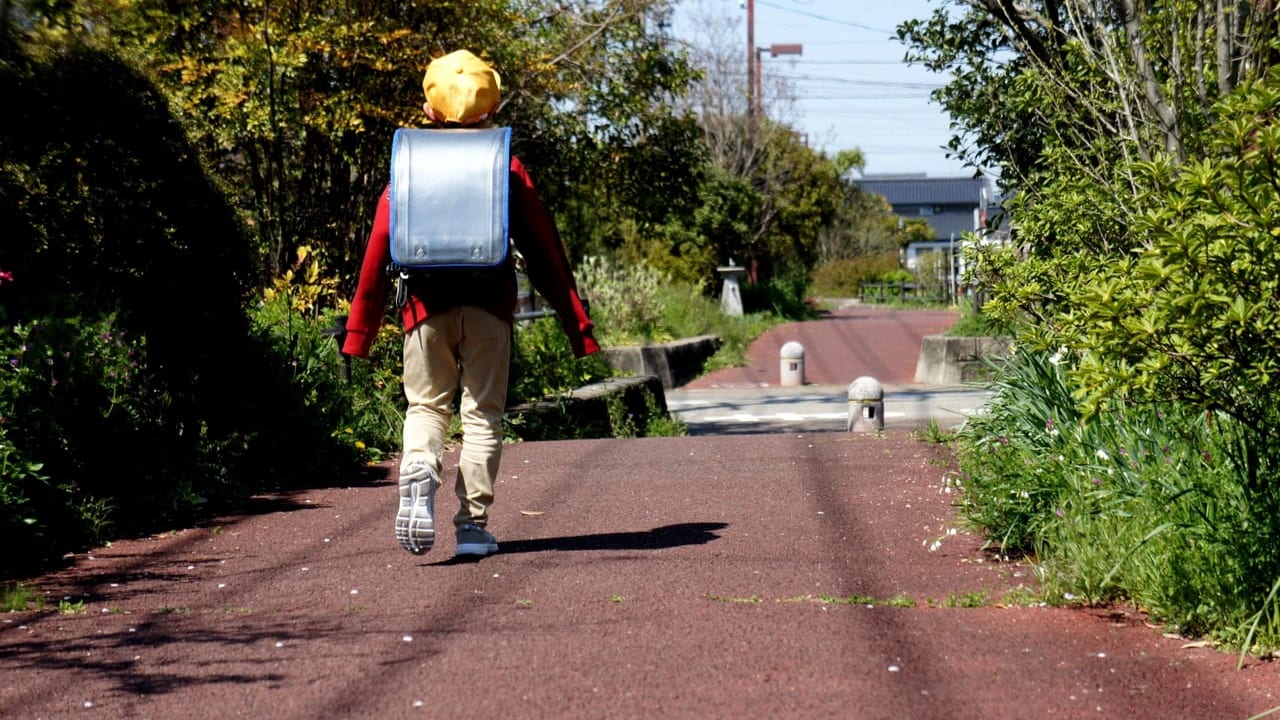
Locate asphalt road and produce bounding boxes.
[6,307,1277,719]
[667,384,991,435]
[669,304,988,435]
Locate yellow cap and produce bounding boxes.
[422,50,501,125]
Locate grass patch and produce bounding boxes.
[999,587,1045,607]
[707,593,762,604]
[1,584,37,612]
[956,348,1280,653]
[933,591,988,608]
[155,606,191,615]
[818,593,917,608]
[946,298,1017,338]
[915,419,953,445]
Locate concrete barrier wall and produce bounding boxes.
[506,375,667,441]
[600,335,721,389]
[914,335,1012,385]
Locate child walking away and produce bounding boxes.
[342,49,599,558]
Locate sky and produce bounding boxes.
[671,0,972,178]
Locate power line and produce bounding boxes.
[756,0,894,35]
[774,73,945,90]
[788,59,911,65]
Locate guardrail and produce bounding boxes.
[860,282,948,305]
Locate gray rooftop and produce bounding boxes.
[856,176,990,205]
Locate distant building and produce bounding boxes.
[855,174,1005,299]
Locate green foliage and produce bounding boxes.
[959,349,1280,652]
[603,389,685,439]
[0,583,38,612]
[912,250,949,298]
[902,0,1280,655]
[0,39,360,579]
[740,267,817,320]
[576,256,669,346]
[1069,72,1280,442]
[247,284,400,463]
[573,253,787,375]
[809,252,901,297]
[818,187,904,261]
[509,316,612,407]
[946,298,1018,338]
[955,350,1079,553]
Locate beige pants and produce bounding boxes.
[401,306,510,528]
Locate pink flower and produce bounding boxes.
[0,270,12,283]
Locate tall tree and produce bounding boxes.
[676,0,851,289]
[8,0,701,285]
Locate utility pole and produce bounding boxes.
[746,0,756,149]
[743,1,801,150]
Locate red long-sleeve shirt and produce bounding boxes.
[342,155,599,359]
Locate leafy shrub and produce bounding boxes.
[509,316,612,407]
[740,270,817,320]
[809,252,901,297]
[0,44,359,578]
[958,348,1280,652]
[575,255,668,345]
[947,298,1019,337]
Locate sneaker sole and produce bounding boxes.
[395,480,434,555]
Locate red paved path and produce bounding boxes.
[3,308,1278,719]
[5,436,1276,719]
[684,305,959,388]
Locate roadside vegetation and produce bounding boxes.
[902,2,1280,657]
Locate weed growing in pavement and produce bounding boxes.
[57,598,85,614]
[707,593,762,604]
[916,419,953,445]
[154,606,191,615]
[818,593,917,608]
[937,591,988,608]
[999,587,1045,607]
[0,583,35,612]
[711,593,920,608]
[956,348,1280,655]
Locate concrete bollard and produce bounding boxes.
[847,376,885,432]
[779,341,805,387]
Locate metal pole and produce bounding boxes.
[746,0,755,150]
[949,232,957,304]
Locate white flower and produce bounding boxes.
[1096,449,1110,461]
[1049,346,1068,366]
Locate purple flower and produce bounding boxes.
[1091,477,1103,486]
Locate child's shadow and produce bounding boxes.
[430,522,728,565]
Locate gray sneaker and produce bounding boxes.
[455,523,498,557]
[395,463,436,555]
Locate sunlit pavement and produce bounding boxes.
[666,383,991,436]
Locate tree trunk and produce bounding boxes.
[1216,0,1234,95]
[1118,0,1184,159]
